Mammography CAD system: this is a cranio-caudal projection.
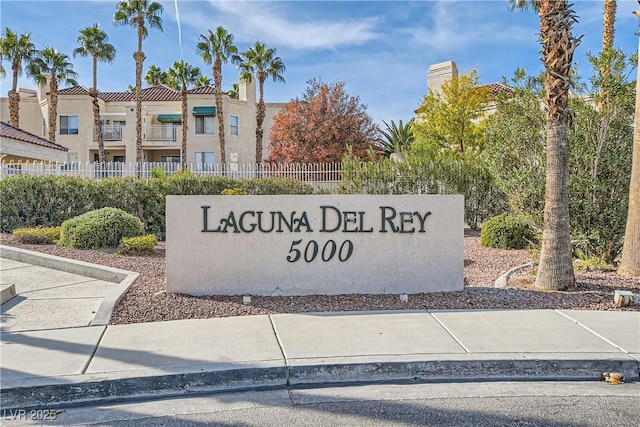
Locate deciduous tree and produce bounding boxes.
[413,70,490,156]
[268,79,378,163]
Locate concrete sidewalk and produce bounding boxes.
[1,247,639,410]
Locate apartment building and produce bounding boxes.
[0,78,285,166]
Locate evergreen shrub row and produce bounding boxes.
[0,175,313,238]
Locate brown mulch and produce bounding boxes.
[1,230,638,325]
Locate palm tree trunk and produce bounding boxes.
[181,85,188,169]
[618,34,640,277]
[535,122,575,289]
[8,91,20,128]
[9,64,20,127]
[48,76,58,143]
[90,88,105,164]
[599,0,617,111]
[602,0,616,52]
[134,50,145,170]
[214,59,226,168]
[534,0,577,290]
[255,77,266,164]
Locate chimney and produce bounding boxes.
[428,61,458,94]
[238,76,256,104]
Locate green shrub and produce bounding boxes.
[0,175,99,232]
[221,187,248,195]
[481,214,537,250]
[151,167,166,179]
[13,226,61,244]
[0,175,313,239]
[339,153,506,229]
[117,234,157,255]
[59,207,145,249]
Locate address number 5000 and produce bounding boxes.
[286,239,353,263]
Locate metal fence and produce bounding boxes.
[0,161,343,190]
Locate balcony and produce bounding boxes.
[145,124,181,143]
[93,124,123,141]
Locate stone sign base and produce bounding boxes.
[166,195,464,296]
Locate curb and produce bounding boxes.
[1,358,638,411]
[0,282,16,305]
[494,262,535,288]
[0,245,139,325]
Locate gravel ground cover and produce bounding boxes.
[1,230,638,324]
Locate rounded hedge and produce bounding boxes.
[59,207,145,249]
[480,214,537,250]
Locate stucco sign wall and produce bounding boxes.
[166,195,464,296]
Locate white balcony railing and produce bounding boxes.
[145,124,181,142]
[93,124,123,141]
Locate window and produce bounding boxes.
[230,115,239,136]
[195,151,215,171]
[42,118,47,137]
[60,115,79,135]
[195,115,215,134]
[161,155,180,163]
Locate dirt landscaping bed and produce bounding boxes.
[1,230,638,324]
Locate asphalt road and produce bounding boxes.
[4,381,639,426]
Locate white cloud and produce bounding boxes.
[175,0,381,50]
[405,1,535,51]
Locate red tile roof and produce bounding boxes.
[0,122,68,152]
[58,86,90,95]
[483,82,513,97]
[188,85,215,94]
[59,85,181,102]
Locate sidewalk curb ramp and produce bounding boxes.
[0,245,139,326]
[2,358,638,411]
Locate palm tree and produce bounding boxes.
[618,9,640,277]
[196,26,238,166]
[194,74,212,87]
[0,28,36,128]
[166,60,201,169]
[73,24,115,164]
[377,119,415,158]
[235,41,285,163]
[144,64,166,85]
[114,0,163,167]
[510,0,579,290]
[29,47,78,143]
[228,82,239,99]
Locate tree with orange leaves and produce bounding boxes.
[268,79,378,163]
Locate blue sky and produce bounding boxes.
[1,1,638,125]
